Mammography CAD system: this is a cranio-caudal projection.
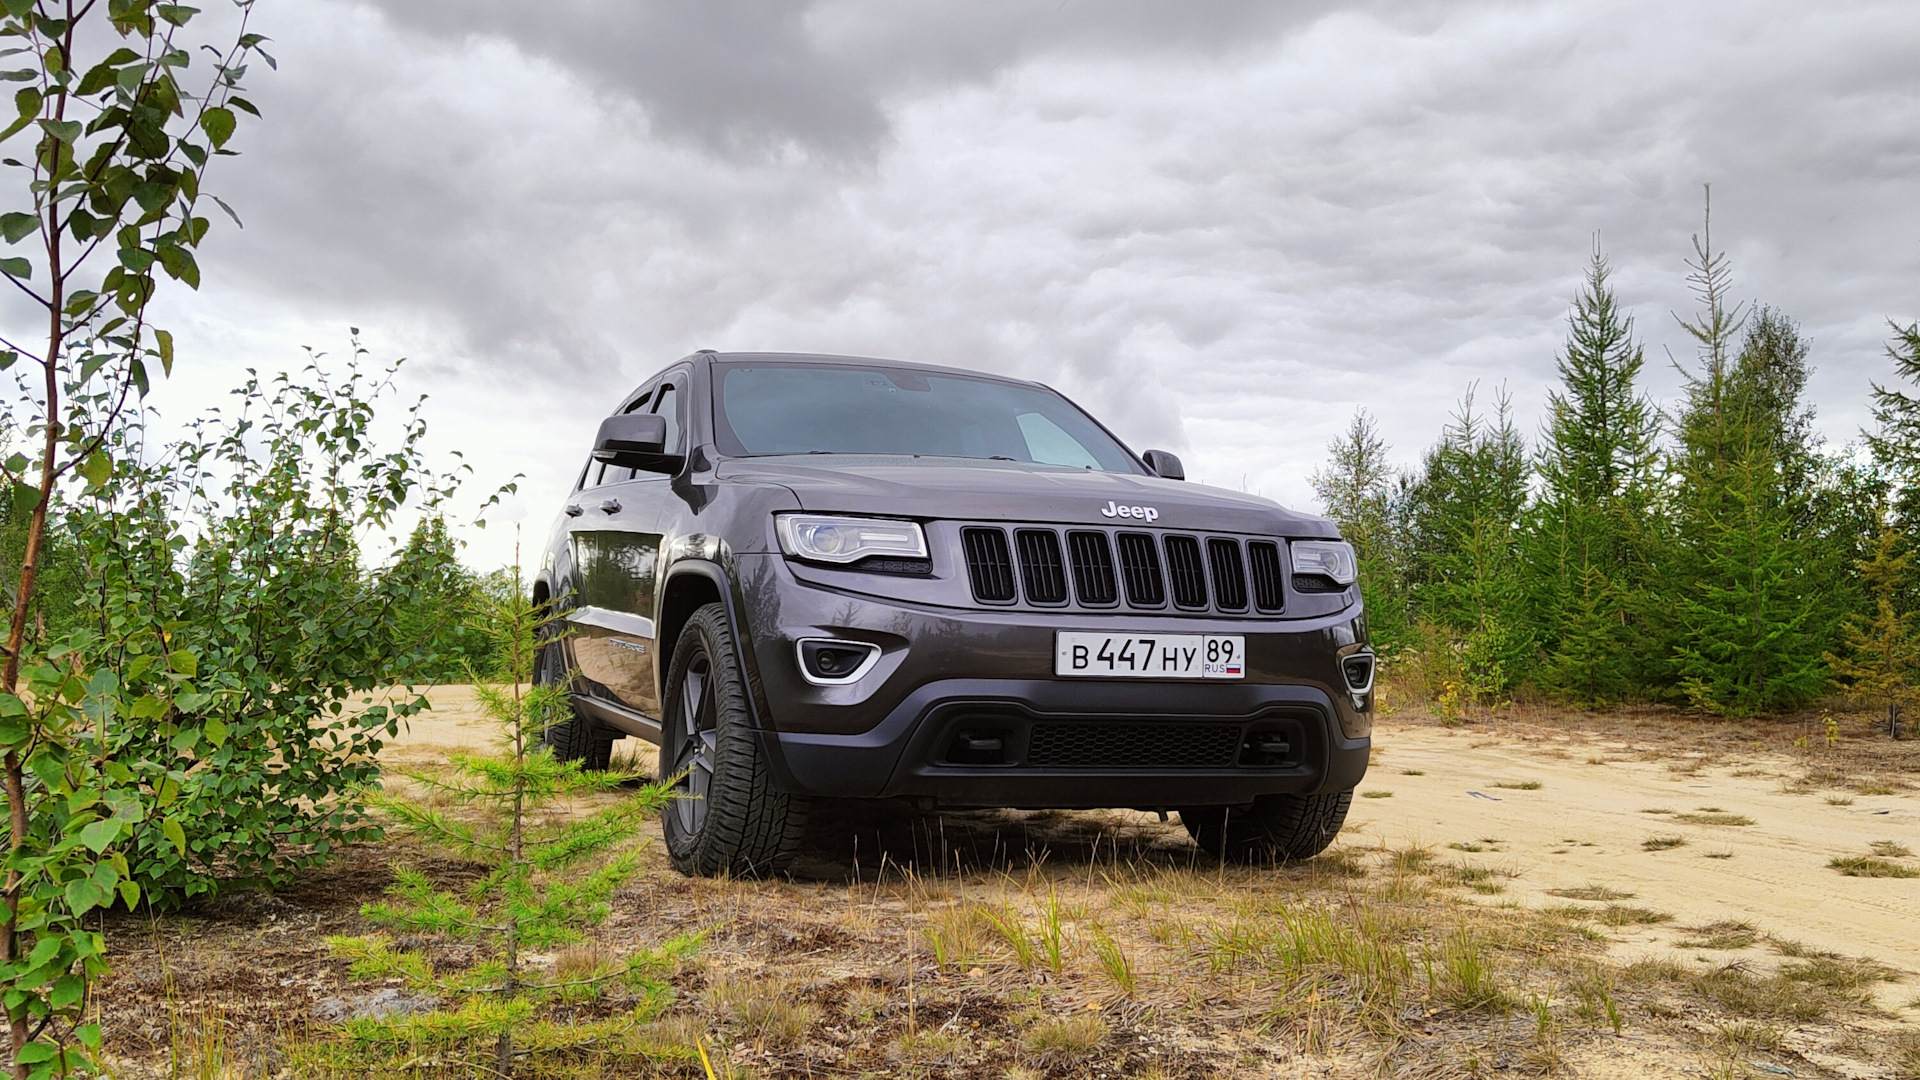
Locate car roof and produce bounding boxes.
[689,351,1045,388]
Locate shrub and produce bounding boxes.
[68,353,475,901]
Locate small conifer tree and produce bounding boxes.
[1522,245,1661,704]
[1825,517,1920,737]
[1406,385,1532,700]
[1311,409,1413,654]
[1666,200,1827,715]
[327,552,678,1076]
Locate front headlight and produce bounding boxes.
[776,514,928,564]
[1291,539,1358,585]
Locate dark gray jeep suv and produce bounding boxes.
[534,351,1374,877]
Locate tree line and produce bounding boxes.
[1313,209,1918,721]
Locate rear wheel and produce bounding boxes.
[1179,790,1353,863]
[661,603,807,877]
[536,622,613,771]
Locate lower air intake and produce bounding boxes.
[1027,723,1241,769]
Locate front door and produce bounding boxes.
[563,370,687,720]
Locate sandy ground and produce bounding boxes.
[1356,723,1919,1001]
[392,686,1918,997]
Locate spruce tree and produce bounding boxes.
[1865,320,1920,530]
[1824,515,1920,737]
[1666,203,1827,715]
[1407,385,1532,700]
[1311,409,1413,654]
[1522,247,1661,704]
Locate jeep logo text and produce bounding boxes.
[1100,501,1159,522]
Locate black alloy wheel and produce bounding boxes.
[660,603,807,877]
[670,651,718,838]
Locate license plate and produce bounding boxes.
[1054,632,1245,679]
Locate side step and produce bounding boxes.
[573,695,663,745]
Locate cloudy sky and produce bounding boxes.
[131,0,1920,567]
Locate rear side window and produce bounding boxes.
[652,382,683,454]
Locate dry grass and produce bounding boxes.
[1546,885,1634,902]
[1672,811,1755,826]
[1829,855,1920,878]
[1870,840,1914,858]
[1490,780,1543,790]
[1020,1012,1109,1059]
[1642,835,1686,851]
[1677,921,1760,950]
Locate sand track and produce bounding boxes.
[1356,725,1918,992]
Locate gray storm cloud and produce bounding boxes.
[126,0,1920,567]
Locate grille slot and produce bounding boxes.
[1164,535,1208,608]
[1066,531,1118,606]
[1027,722,1242,769]
[1207,538,1248,611]
[1248,541,1286,611]
[961,527,1016,603]
[1014,529,1068,605]
[1115,533,1166,607]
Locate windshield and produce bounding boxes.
[711,362,1142,473]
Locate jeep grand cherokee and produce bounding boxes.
[534,351,1373,877]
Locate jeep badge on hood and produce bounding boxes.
[1100,501,1159,522]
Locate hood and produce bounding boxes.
[715,455,1338,538]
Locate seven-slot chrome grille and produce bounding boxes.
[960,525,1293,615]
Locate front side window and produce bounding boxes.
[711,362,1140,473]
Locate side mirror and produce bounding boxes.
[1142,449,1184,481]
[593,413,682,474]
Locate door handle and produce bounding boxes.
[599,499,622,514]
[564,504,583,517]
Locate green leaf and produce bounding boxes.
[161,817,186,856]
[12,86,38,118]
[156,327,174,374]
[166,647,195,677]
[0,210,34,242]
[210,194,242,228]
[157,4,199,26]
[202,716,226,747]
[198,105,234,148]
[49,975,83,1010]
[64,877,105,916]
[13,1043,56,1065]
[75,818,120,854]
[39,118,79,144]
[76,450,110,488]
[0,255,29,278]
[0,0,32,19]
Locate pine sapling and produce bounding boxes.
[326,554,680,1075]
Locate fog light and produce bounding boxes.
[797,638,881,685]
[1340,652,1375,695]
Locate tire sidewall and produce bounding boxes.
[660,605,738,872]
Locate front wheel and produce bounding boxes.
[660,603,807,877]
[1179,790,1353,863]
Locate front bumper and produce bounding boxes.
[731,554,1372,808]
